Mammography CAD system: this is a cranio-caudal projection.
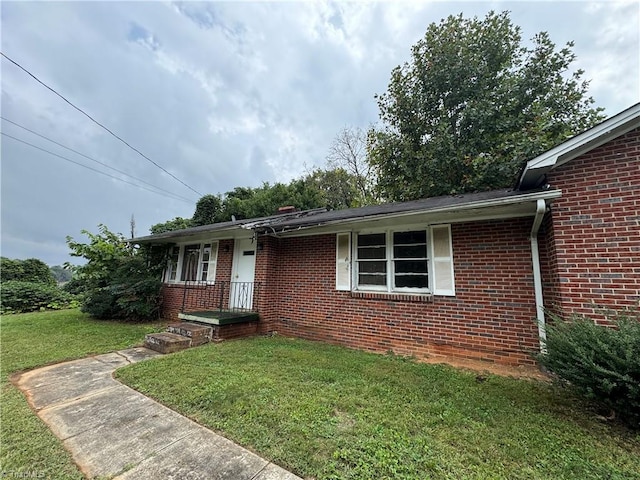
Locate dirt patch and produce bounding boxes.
[423,356,549,381]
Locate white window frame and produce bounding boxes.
[164,241,219,284]
[346,224,455,296]
[355,228,430,294]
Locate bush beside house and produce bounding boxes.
[539,312,640,429]
[66,225,165,321]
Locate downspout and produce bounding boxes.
[530,199,547,353]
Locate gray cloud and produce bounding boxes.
[1,1,638,266]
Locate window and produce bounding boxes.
[164,241,219,283]
[393,231,428,289]
[357,233,387,287]
[166,246,180,282]
[345,225,454,296]
[199,243,218,282]
[181,244,200,281]
[357,230,427,292]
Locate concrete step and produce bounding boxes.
[144,332,191,354]
[166,322,212,346]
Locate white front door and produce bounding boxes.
[230,237,257,310]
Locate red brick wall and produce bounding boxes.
[161,238,235,321]
[254,236,281,333]
[541,127,640,321]
[272,219,540,366]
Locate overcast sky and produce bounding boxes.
[1,1,638,266]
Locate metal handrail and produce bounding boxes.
[180,281,260,313]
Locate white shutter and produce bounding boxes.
[200,242,218,283]
[336,233,351,291]
[431,225,455,296]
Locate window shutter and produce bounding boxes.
[201,242,218,283]
[431,225,455,296]
[336,233,351,291]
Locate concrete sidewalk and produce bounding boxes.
[16,347,301,480]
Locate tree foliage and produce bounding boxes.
[0,281,76,314]
[66,225,164,320]
[150,217,193,235]
[0,257,56,285]
[192,194,223,226]
[368,11,604,201]
[0,258,75,312]
[217,181,324,221]
[304,167,359,210]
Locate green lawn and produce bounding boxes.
[0,309,163,478]
[3,312,639,480]
[116,336,640,480]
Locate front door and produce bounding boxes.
[230,237,257,310]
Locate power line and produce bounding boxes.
[0,51,203,197]
[1,132,194,204]
[1,116,196,204]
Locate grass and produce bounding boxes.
[0,309,163,478]
[116,336,640,480]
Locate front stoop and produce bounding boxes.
[167,322,212,346]
[144,332,191,354]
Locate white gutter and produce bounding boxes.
[530,199,547,353]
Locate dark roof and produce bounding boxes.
[131,188,553,243]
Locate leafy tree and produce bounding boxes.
[217,181,325,221]
[304,167,359,210]
[66,225,164,320]
[0,257,56,285]
[192,194,223,226]
[0,258,74,312]
[150,217,192,235]
[368,11,604,201]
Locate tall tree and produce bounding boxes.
[368,11,604,201]
[326,127,378,205]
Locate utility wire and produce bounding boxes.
[1,116,196,204]
[1,51,203,197]
[2,132,194,204]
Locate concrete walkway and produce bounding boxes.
[16,347,301,480]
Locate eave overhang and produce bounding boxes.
[131,189,561,245]
[518,102,640,190]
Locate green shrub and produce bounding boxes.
[80,257,162,321]
[0,281,76,314]
[67,225,164,321]
[538,313,640,429]
[0,257,57,285]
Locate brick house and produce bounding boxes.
[133,103,639,366]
